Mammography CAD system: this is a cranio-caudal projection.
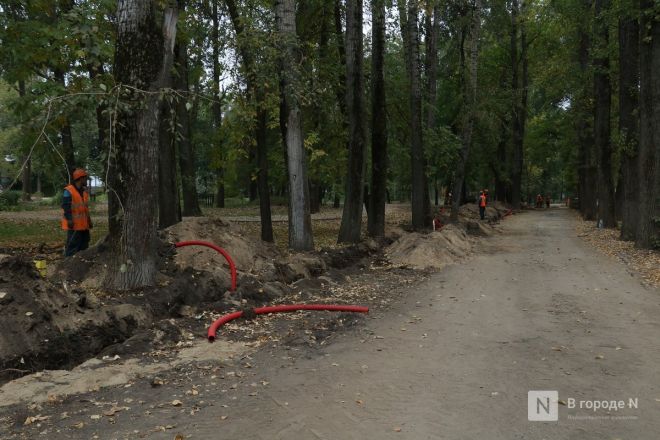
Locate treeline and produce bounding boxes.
[0,0,658,289]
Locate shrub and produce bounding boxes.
[0,190,21,210]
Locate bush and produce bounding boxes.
[0,190,21,210]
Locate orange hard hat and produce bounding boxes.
[72,168,88,181]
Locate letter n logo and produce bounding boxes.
[528,390,559,421]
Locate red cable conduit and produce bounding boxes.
[207,304,369,342]
[175,240,237,292]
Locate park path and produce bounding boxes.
[183,209,660,439]
[4,208,660,439]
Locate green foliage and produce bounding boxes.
[0,190,21,210]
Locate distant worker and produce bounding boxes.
[536,194,543,208]
[478,190,487,220]
[62,168,92,257]
[433,210,443,231]
[545,195,551,208]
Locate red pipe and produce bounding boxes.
[175,240,237,291]
[207,304,369,342]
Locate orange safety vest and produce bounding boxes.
[479,194,487,208]
[61,184,90,230]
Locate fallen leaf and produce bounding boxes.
[90,414,101,420]
[171,400,183,407]
[595,354,604,360]
[24,415,49,425]
[71,421,84,429]
[393,427,402,432]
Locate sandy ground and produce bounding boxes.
[3,208,660,439]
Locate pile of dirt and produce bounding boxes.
[0,256,149,384]
[164,217,282,280]
[385,224,473,270]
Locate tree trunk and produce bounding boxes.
[53,69,76,177]
[576,0,596,220]
[636,0,660,248]
[338,0,367,243]
[367,0,387,238]
[450,0,481,222]
[256,94,274,241]
[618,13,640,240]
[106,0,178,289]
[158,99,181,229]
[212,0,225,208]
[276,0,314,250]
[334,0,347,117]
[225,0,273,241]
[21,157,31,201]
[175,40,202,217]
[88,64,109,178]
[509,0,527,210]
[593,0,616,227]
[407,2,428,229]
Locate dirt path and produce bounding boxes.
[3,208,660,439]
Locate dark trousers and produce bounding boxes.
[479,206,486,220]
[65,230,90,257]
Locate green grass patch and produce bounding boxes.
[0,219,107,248]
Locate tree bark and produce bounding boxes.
[593,0,616,227]
[212,0,225,208]
[368,0,388,238]
[276,0,314,250]
[158,98,181,229]
[636,0,660,248]
[450,0,481,222]
[407,1,428,229]
[338,0,367,243]
[509,0,527,210]
[106,0,178,289]
[618,13,640,240]
[174,40,202,217]
[53,69,76,177]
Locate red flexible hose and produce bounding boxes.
[207,304,369,342]
[175,240,237,291]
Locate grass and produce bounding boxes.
[0,219,108,249]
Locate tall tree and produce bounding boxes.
[636,0,660,248]
[509,0,528,210]
[275,0,314,250]
[211,0,225,208]
[576,0,596,220]
[175,38,202,217]
[617,5,639,240]
[338,0,367,243]
[225,0,273,242]
[450,0,481,221]
[593,0,615,227]
[368,0,388,237]
[398,0,430,229]
[105,0,178,289]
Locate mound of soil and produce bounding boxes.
[385,224,473,270]
[164,217,282,280]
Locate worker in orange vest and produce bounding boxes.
[62,168,92,256]
[478,190,487,220]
